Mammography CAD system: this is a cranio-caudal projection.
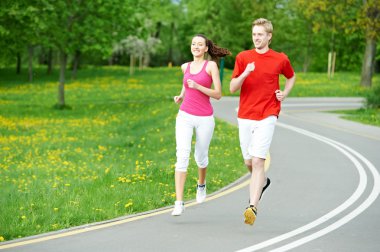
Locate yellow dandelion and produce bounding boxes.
[98,145,107,151]
[0,236,5,242]
[124,202,133,208]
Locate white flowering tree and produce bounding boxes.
[115,35,161,75]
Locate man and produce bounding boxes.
[230,18,296,225]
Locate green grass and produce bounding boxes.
[0,66,245,241]
[221,69,373,97]
[333,108,380,127]
[1,66,379,242]
[221,69,379,126]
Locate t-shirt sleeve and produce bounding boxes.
[281,54,295,79]
[232,53,243,78]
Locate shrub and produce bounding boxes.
[366,84,380,108]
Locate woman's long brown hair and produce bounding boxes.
[194,34,231,61]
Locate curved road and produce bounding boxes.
[1,97,379,252]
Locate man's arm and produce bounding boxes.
[275,74,296,101]
[230,62,255,93]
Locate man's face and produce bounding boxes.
[252,25,272,50]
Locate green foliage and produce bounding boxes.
[0,0,379,76]
[366,83,380,108]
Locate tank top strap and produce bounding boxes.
[185,62,191,74]
[201,60,208,72]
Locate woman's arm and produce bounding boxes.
[187,61,222,100]
[174,85,185,103]
[173,63,188,104]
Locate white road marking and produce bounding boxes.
[235,123,379,252]
[281,102,362,108]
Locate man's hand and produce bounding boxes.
[245,62,255,73]
[275,90,286,101]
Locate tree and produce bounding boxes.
[116,36,161,75]
[0,0,50,78]
[43,0,131,108]
[359,0,380,87]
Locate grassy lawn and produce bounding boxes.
[221,69,371,97]
[0,66,245,241]
[0,66,378,242]
[222,68,379,127]
[333,108,380,127]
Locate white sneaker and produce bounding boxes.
[196,183,206,203]
[171,201,185,216]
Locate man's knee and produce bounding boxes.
[252,157,265,171]
[244,159,252,172]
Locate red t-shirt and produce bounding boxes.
[232,49,295,120]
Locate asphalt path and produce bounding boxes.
[1,97,379,252]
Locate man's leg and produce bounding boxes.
[244,116,277,225]
[249,157,266,207]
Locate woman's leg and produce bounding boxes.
[174,111,193,202]
[194,116,215,182]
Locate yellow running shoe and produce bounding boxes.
[244,205,257,225]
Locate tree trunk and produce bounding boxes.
[360,37,376,87]
[144,53,150,67]
[303,25,313,73]
[28,45,34,82]
[47,48,53,75]
[16,52,21,74]
[108,55,114,66]
[139,55,143,70]
[58,51,67,108]
[167,22,174,64]
[72,50,81,79]
[129,54,135,75]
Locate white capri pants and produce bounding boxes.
[238,115,277,160]
[175,110,215,172]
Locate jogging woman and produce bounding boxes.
[171,34,231,216]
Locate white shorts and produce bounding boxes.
[175,110,215,172]
[238,116,277,160]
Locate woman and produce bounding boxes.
[172,34,231,216]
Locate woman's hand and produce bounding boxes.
[187,79,199,89]
[174,95,183,104]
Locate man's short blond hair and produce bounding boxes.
[252,18,273,34]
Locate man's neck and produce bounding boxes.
[255,47,270,54]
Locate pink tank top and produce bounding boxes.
[180,61,213,116]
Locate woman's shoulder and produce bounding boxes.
[206,60,218,71]
[181,62,190,72]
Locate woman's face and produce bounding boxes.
[191,36,208,57]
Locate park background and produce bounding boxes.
[0,0,379,243]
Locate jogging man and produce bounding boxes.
[230,18,296,225]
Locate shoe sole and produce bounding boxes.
[244,208,256,225]
[171,210,184,216]
[196,194,206,203]
[259,178,271,200]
